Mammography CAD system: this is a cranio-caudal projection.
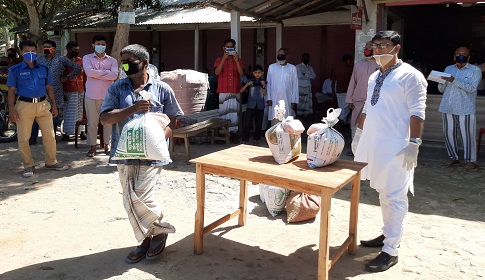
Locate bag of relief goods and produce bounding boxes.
[265,100,304,164]
[306,108,345,168]
[285,191,321,223]
[113,90,172,162]
[260,184,290,217]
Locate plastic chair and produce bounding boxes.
[477,128,485,157]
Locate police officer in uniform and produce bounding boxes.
[7,40,68,178]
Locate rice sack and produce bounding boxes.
[112,112,172,163]
[306,108,345,168]
[265,100,304,164]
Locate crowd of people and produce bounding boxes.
[3,29,482,273]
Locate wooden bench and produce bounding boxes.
[169,118,231,163]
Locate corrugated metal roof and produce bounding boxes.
[136,6,256,25]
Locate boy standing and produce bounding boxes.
[240,65,266,145]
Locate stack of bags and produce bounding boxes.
[259,103,345,223]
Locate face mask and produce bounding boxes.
[277,54,286,61]
[23,52,37,62]
[43,48,54,55]
[302,58,309,64]
[122,60,142,76]
[455,55,468,63]
[373,46,396,67]
[7,53,16,59]
[70,51,79,58]
[94,45,106,54]
[364,49,373,57]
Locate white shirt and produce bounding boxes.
[355,62,427,193]
[266,63,299,120]
[296,62,316,88]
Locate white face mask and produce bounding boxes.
[373,46,396,67]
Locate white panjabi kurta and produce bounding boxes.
[354,62,427,194]
[266,63,299,120]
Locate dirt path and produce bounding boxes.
[0,138,484,280]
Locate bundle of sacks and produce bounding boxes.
[306,108,345,168]
[258,106,345,222]
[112,90,172,163]
[259,185,321,223]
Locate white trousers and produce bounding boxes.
[442,113,476,162]
[378,186,409,257]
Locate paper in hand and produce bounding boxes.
[427,70,451,84]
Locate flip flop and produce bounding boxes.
[146,233,168,260]
[125,246,149,264]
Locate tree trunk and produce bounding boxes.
[3,27,11,56]
[22,0,47,50]
[111,0,134,66]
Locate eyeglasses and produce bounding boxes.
[370,43,393,49]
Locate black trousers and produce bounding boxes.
[242,107,264,141]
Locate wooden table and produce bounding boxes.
[190,145,367,280]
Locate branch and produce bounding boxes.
[0,6,24,22]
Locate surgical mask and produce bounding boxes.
[364,49,373,57]
[94,45,106,54]
[373,46,396,67]
[23,52,37,62]
[70,51,79,58]
[455,55,468,63]
[43,48,54,55]
[122,60,142,76]
[302,58,309,64]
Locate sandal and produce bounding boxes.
[104,144,110,155]
[146,233,168,260]
[125,246,149,264]
[86,148,96,158]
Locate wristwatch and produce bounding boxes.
[409,137,422,145]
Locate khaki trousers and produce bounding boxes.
[85,97,111,146]
[15,100,57,168]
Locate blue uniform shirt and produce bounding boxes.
[101,76,184,166]
[6,62,53,98]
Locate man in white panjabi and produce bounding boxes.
[296,53,316,117]
[352,31,427,273]
[266,47,299,126]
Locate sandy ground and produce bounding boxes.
[0,132,484,280]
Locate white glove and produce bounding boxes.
[396,142,420,171]
[351,128,362,155]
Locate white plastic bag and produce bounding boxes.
[260,184,290,217]
[265,100,303,164]
[112,112,172,162]
[306,108,345,168]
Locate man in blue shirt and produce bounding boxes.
[7,40,68,178]
[438,46,482,169]
[100,44,183,264]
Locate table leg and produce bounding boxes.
[238,179,248,226]
[348,172,361,254]
[318,192,332,280]
[184,136,190,163]
[194,163,206,254]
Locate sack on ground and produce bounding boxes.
[260,184,290,217]
[306,108,345,168]
[286,191,321,223]
[112,112,172,162]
